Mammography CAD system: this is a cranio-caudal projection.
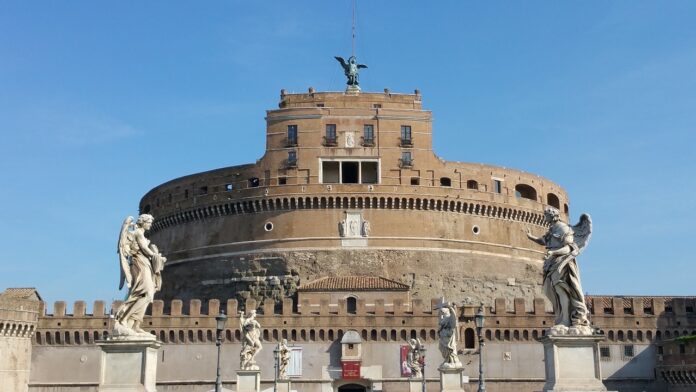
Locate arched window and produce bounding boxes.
[440,177,451,187]
[466,180,478,190]
[347,296,357,314]
[464,328,475,349]
[515,184,537,201]
[547,193,560,209]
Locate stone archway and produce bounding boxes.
[337,384,367,392]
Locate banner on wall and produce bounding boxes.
[400,344,412,377]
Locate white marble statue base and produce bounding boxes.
[236,370,261,392]
[409,378,424,392]
[276,379,291,392]
[96,338,162,392]
[439,366,465,392]
[541,334,615,392]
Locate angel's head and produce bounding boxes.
[440,306,451,317]
[137,214,154,230]
[543,207,560,223]
[349,56,357,64]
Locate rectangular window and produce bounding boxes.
[199,186,208,195]
[361,161,378,184]
[325,124,337,145]
[400,125,412,145]
[248,177,260,188]
[363,124,374,145]
[321,159,379,184]
[411,177,420,185]
[373,103,382,109]
[680,344,686,354]
[278,177,287,185]
[623,345,634,359]
[322,161,340,183]
[493,179,502,194]
[225,184,234,191]
[401,151,412,167]
[287,347,302,377]
[287,125,298,146]
[287,150,297,166]
[600,346,611,361]
[184,189,189,198]
[342,161,359,183]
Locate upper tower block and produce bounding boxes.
[264,89,432,177]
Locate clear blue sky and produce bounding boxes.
[1,2,694,310]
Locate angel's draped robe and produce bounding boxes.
[542,221,590,327]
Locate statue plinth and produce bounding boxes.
[438,365,465,392]
[541,334,614,392]
[236,370,261,392]
[345,85,361,94]
[276,378,291,392]
[96,338,162,392]
[409,378,424,392]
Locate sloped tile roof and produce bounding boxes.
[298,276,409,292]
[0,288,42,301]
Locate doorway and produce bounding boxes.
[338,384,367,392]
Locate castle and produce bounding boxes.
[2,88,695,392]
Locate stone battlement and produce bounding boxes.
[39,296,696,318]
[33,295,696,348]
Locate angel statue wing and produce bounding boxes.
[334,56,348,73]
[357,63,368,69]
[117,216,134,290]
[571,213,593,256]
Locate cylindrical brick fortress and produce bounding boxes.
[140,89,569,306]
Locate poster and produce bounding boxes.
[400,344,412,377]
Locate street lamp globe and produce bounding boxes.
[216,310,228,333]
[475,306,485,332]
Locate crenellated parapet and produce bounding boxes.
[33,295,696,348]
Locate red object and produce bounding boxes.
[400,345,412,377]
[342,361,361,379]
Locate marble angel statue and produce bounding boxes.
[525,207,593,335]
[437,302,462,368]
[239,310,263,370]
[407,338,424,378]
[114,214,166,338]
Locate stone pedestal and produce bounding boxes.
[439,366,464,392]
[276,379,291,392]
[541,334,614,392]
[409,378,424,392]
[96,338,161,392]
[236,370,261,392]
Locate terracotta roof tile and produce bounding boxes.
[298,276,409,292]
[0,288,42,301]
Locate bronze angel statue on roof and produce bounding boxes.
[525,207,593,335]
[335,55,367,90]
[113,214,166,338]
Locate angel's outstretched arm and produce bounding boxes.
[524,227,546,245]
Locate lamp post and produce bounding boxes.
[273,343,280,392]
[475,305,486,392]
[215,310,228,392]
[419,346,426,392]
